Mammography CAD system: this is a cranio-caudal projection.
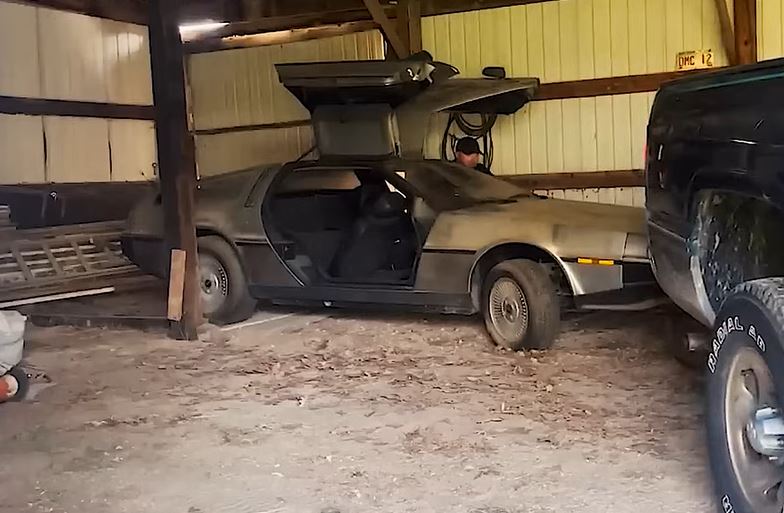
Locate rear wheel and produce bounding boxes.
[198,236,255,325]
[707,278,784,513]
[482,259,560,350]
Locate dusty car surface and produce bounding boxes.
[123,56,655,350]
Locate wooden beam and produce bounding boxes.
[185,20,379,53]
[193,119,310,137]
[148,0,202,341]
[398,0,422,54]
[396,0,411,57]
[421,0,553,16]
[178,0,556,27]
[734,0,757,64]
[714,0,737,65]
[0,95,153,120]
[362,0,409,58]
[534,69,716,101]
[505,170,645,189]
[409,0,422,53]
[181,7,391,45]
[9,0,147,24]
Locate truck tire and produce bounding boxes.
[706,278,784,513]
[482,259,560,351]
[198,236,256,325]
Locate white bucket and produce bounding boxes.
[0,311,25,374]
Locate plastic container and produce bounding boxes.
[0,311,25,374]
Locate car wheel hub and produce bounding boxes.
[725,348,784,512]
[199,254,229,315]
[489,277,528,344]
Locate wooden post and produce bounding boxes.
[397,0,422,55]
[396,0,411,56]
[148,0,202,340]
[363,0,409,58]
[734,0,757,65]
[408,0,422,54]
[714,0,737,65]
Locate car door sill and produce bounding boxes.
[250,285,474,314]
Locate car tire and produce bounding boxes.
[198,236,256,325]
[706,278,784,513]
[482,259,560,351]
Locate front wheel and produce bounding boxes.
[198,236,256,325]
[482,259,560,351]
[706,278,784,513]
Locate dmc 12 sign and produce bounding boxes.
[676,50,715,70]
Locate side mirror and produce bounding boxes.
[482,66,506,79]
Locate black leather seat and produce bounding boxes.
[332,191,415,281]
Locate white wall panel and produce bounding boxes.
[0,2,40,97]
[188,31,384,131]
[3,4,154,105]
[44,117,110,183]
[195,126,314,178]
[0,115,46,184]
[102,20,153,105]
[38,9,108,102]
[108,120,157,181]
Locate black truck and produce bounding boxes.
[647,59,784,513]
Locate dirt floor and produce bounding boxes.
[0,308,713,513]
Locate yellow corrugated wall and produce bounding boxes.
[188,31,384,177]
[0,1,155,184]
[422,0,732,205]
[759,0,784,59]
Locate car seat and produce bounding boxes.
[331,191,415,281]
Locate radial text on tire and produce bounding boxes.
[482,259,560,351]
[706,278,784,513]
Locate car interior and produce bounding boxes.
[263,166,421,286]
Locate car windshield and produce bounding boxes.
[402,160,530,205]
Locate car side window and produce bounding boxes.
[277,168,361,194]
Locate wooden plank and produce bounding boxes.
[505,170,645,189]
[714,0,737,65]
[362,0,409,58]
[149,0,202,341]
[0,287,115,310]
[534,69,718,101]
[9,244,34,282]
[734,0,757,64]
[194,119,311,137]
[0,96,154,120]
[167,249,186,322]
[184,20,379,53]
[41,242,64,277]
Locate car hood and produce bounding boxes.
[426,197,648,261]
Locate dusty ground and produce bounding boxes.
[0,308,713,513]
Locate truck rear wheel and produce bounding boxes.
[482,259,560,351]
[706,278,784,513]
